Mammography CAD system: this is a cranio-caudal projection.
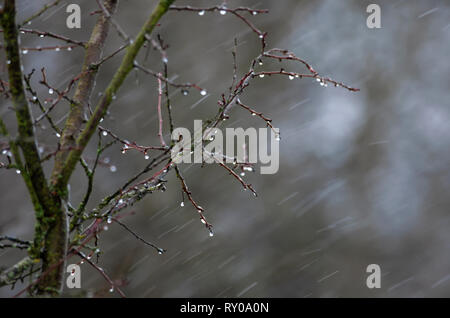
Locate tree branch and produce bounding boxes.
[54,0,176,192]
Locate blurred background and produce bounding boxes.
[1,0,449,297]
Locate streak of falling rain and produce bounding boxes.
[317,270,339,283]
[388,277,414,293]
[236,282,258,297]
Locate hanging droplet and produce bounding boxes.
[55,47,60,52]
[289,75,295,80]
[48,88,54,95]
[118,199,124,205]
[56,132,61,138]
[95,248,100,254]
[181,89,189,96]
[252,113,256,116]
[107,216,112,224]
[99,117,104,122]
[259,74,265,78]
[240,172,245,177]
[102,131,107,136]
[259,34,264,39]
[275,134,281,141]
[39,34,44,38]
[162,56,168,64]
[201,218,206,224]
[316,78,321,82]
[144,154,150,160]
[180,201,185,207]
[198,10,205,16]
[200,89,207,96]
[32,95,37,101]
[109,287,114,293]
[258,60,263,66]
[22,49,28,54]
[219,8,227,15]
[67,47,72,51]
[209,230,214,237]
[1,150,7,155]
[16,169,21,174]
[158,250,163,255]
[110,165,117,172]
[252,11,258,15]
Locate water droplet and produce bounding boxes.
[201,218,206,224]
[102,131,107,136]
[258,61,263,66]
[162,56,168,63]
[251,113,256,116]
[38,146,44,154]
[56,132,61,138]
[181,89,189,96]
[99,117,104,122]
[95,248,100,254]
[6,60,11,65]
[1,150,7,155]
[144,154,150,160]
[55,47,60,52]
[289,75,295,80]
[209,231,214,237]
[316,78,321,82]
[48,88,54,95]
[67,47,72,51]
[22,49,28,54]
[259,34,264,39]
[180,201,185,207]
[103,225,109,231]
[240,172,245,177]
[118,199,124,205]
[158,250,163,255]
[107,216,112,224]
[219,9,227,15]
[259,74,265,78]
[275,135,281,141]
[109,287,114,293]
[200,89,207,96]
[39,34,44,38]
[16,169,21,174]
[198,10,205,16]
[87,255,92,260]
[252,11,258,16]
[110,165,117,172]
[320,82,325,86]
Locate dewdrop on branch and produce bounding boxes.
[48,88,54,95]
[198,10,205,16]
[110,165,117,172]
[200,89,207,96]
[180,201,185,207]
